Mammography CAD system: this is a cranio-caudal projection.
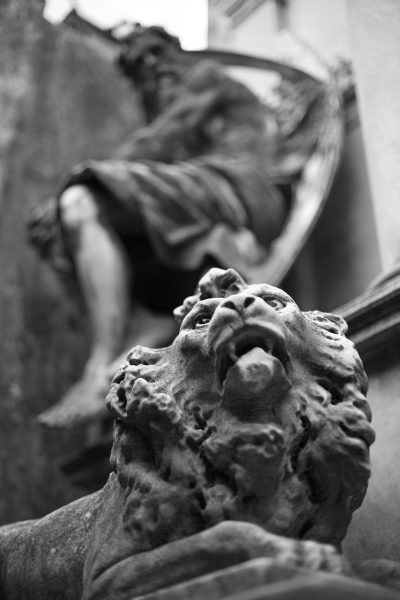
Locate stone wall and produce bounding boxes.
[345,351,400,563]
[339,278,400,563]
[0,0,142,523]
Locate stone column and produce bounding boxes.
[347,0,400,269]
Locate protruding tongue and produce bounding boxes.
[223,346,275,397]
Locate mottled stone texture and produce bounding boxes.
[0,269,376,599]
[134,558,399,600]
[0,0,141,524]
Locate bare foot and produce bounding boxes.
[38,307,178,429]
[38,367,110,429]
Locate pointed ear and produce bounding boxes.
[126,345,165,366]
[198,267,246,299]
[306,310,348,336]
[173,268,247,325]
[173,293,200,325]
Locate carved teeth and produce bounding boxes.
[217,330,288,389]
[219,353,236,387]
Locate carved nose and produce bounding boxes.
[220,294,256,314]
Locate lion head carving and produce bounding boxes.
[106,268,375,555]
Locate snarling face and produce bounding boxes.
[177,286,292,419]
[107,269,375,552]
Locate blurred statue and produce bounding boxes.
[0,268,378,600]
[28,26,342,428]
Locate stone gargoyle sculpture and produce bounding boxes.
[0,268,376,599]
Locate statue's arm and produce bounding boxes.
[83,521,343,600]
[116,90,225,162]
[116,63,253,163]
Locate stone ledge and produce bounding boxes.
[134,557,399,600]
[337,274,400,367]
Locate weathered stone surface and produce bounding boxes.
[338,275,400,565]
[133,559,300,600]
[0,268,377,599]
[134,558,400,600]
[0,0,141,524]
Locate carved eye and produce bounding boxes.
[194,315,211,329]
[263,297,285,310]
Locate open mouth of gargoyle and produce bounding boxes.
[214,326,291,391]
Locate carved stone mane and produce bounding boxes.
[0,268,375,600]
[108,267,374,553]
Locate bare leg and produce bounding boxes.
[60,185,131,375]
[39,185,131,427]
[39,185,178,429]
